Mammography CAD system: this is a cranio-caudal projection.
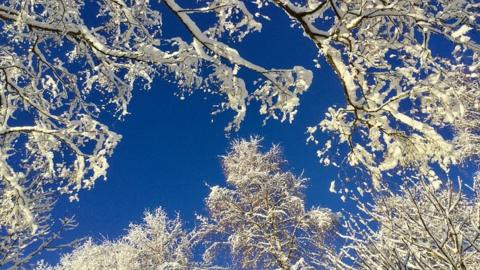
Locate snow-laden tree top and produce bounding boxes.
[331,175,480,270]
[0,0,478,267]
[197,138,337,269]
[36,208,192,270]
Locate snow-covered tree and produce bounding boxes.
[196,138,337,269]
[38,208,192,270]
[291,0,479,187]
[330,175,480,270]
[2,0,479,266]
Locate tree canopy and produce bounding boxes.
[0,0,478,268]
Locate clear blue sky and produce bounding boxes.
[43,2,361,264]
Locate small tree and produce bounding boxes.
[40,208,192,270]
[332,175,480,270]
[197,138,337,269]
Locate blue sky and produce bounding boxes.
[42,3,347,264]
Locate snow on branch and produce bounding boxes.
[274,0,480,187]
